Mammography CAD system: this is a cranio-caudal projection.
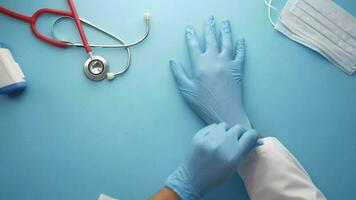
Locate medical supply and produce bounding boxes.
[0,0,151,81]
[98,194,118,200]
[265,0,356,75]
[0,43,27,95]
[239,137,326,200]
[169,16,251,129]
[166,123,258,200]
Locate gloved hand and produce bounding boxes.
[166,123,258,200]
[170,16,251,128]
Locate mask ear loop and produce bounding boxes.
[264,0,277,27]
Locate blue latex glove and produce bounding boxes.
[170,16,251,129]
[166,123,258,200]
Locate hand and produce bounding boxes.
[170,16,251,128]
[165,123,258,200]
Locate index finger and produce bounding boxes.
[238,129,258,157]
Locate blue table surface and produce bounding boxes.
[1,0,356,199]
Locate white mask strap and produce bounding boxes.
[264,0,277,27]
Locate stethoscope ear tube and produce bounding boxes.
[52,14,151,48]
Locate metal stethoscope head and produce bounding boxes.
[52,13,151,81]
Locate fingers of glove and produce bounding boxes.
[251,138,264,149]
[186,25,202,58]
[220,20,233,59]
[204,16,219,54]
[233,39,246,64]
[256,139,264,146]
[226,124,246,142]
[193,124,217,144]
[169,60,195,90]
[237,129,258,157]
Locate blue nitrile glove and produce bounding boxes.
[170,16,251,129]
[166,122,258,200]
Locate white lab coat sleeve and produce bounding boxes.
[238,137,326,200]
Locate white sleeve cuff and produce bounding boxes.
[238,137,326,200]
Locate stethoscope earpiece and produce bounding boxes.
[106,72,116,81]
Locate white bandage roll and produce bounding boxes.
[0,46,26,94]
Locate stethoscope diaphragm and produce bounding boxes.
[83,55,109,81]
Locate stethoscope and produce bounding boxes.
[0,0,151,81]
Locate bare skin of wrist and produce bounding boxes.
[150,187,180,200]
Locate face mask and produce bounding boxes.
[265,0,356,75]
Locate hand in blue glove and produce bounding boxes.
[170,16,251,128]
[166,123,258,200]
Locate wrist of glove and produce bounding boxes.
[166,123,258,200]
[166,165,202,200]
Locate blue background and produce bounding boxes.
[1,0,355,199]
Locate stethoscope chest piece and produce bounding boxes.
[84,55,109,81]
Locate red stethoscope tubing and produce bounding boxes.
[67,0,91,54]
[0,0,91,54]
